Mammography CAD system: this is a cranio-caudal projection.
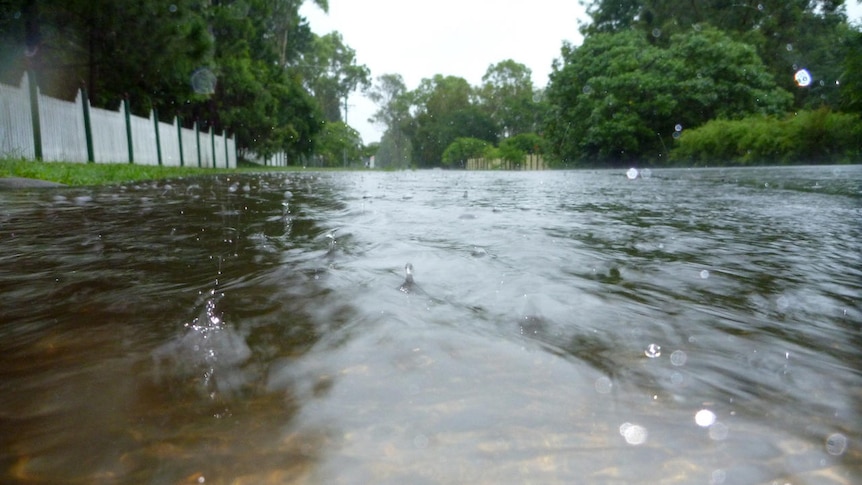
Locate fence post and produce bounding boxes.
[195,121,202,168]
[177,116,184,167]
[27,70,42,160]
[223,132,229,168]
[80,87,94,163]
[124,96,134,164]
[210,127,216,169]
[153,109,162,166]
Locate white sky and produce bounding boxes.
[300,0,862,145]
[300,0,587,144]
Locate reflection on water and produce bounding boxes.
[0,166,860,484]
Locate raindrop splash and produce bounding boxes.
[644,343,661,358]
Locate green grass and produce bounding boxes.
[0,158,312,186]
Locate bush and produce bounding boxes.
[670,108,862,165]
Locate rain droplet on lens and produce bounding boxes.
[620,422,648,445]
[582,84,592,95]
[786,43,793,51]
[826,433,847,456]
[700,269,710,279]
[708,422,729,440]
[645,343,661,358]
[626,168,639,180]
[695,409,716,427]
[794,69,812,87]
[652,28,661,38]
[191,68,217,95]
[594,376,613,394]
[670,350,687,366]
[674,123,683,132]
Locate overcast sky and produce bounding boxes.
[300,0,862,145]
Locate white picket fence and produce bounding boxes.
[0,73,236,168]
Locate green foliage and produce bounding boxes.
[477,60,540,137]
[407,75,498,167]
[580,0,855,111]
[670,108,862,165]
[442,137,491,167]
[298,32,371,122]
[313,121,362,167]
[545,27,792,165]
[840,28,862,115]
[0,0,342,161]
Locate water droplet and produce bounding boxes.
[711,468,726,484]
[191,68,217,95]
[414,434,429,449]
[700,269,710,279]
[826,433,847,455]
[794,69,812,87]
[670,350,687,366]
[169,4,178,13]
[674,123,683,132]
[626,168,639,180]
[708,422,729,440]
[776,296,789,310]
[652,28,662,38]
[645,343,661,358]
[695,409,717,427]
[640,168,652,179]
[582,84,592,95]
[670,372,684,385]
[619,422,648,445]
[594,376,613,394]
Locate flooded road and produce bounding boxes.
[1,166,860,484]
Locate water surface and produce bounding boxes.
[1,166,860,484]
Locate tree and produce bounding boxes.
[367,73,412,167]
[478,60,538,137]
[408,75,498,167]
[545,27,792,165]
[840,27,862,114]
[298,31,370,122]
[579,0,854,111]
[313,121,362,166]
[0,0,212,116]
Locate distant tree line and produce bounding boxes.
[369,0,862,168]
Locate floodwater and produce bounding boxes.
[0,166,860,484]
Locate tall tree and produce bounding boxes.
[478,60,538,138]
[407,75,497,167]
[367,73,412,167]
[0,0,212,115]
[299,31,370,122]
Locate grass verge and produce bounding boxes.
[0,158,308,186]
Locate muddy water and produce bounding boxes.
[0,166,860,484]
